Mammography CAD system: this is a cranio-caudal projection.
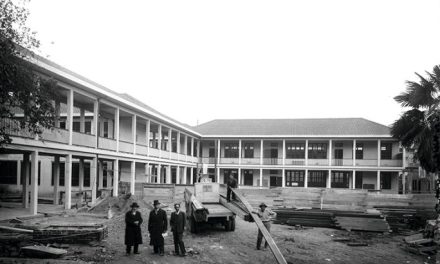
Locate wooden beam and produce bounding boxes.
[231,189,287,264]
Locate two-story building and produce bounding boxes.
[0,55,409,215]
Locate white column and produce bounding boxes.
[196,140,200,158]
[191,137,195,157]
[282,140,286,166]
[93,100,99,147]
[305,140,309,166]
[146,120,150,156]
[145,163,149,183]
[328,139,332,166]
[22,153,30,208]
[260,140,264,165]
[80,108,85,133]
[238,168,241,186]
[352,170,356,189]
[158,124,162,155]
[217,139,221,164]
[327,169,331,188]
[79,158,84,192]
[130,161,136,194]
[30,151,39,215]
[64,154,72,210]
[53,156,60,205]
[157,164,161,183]
[353,139,356,166]
[190,167,194,184]
[282,168,285,187]
[115,108,120,152]
[91,157,97,204]
[216,166,220,183]
[184,135,188,155]
[177,131,181,156]
[304,169,308,188]
[377,139,381,167]
[98,161,104,189]
[166,165,171,184]
[402,147,407,168]
[376,170,381,190]
[259,168,263,187]
[238,140,242,165]
[113,159,119,196]
[132,115,137,154]
[183,167,187,184]
[176,166,181,184]
[67,89,74,145]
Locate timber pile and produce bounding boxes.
[375,206,437,231]
[402,233,437,255]
[274,209,336,228]
[334,216,391,233]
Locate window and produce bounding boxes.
[149,131,158,148]
[208,142,215,158]
[331,171,350,188]
[51,162,65,186]
[308,143,328,159]
[0,161,17,184]
[73,121,80,132]
[355,143,364,159]
[308,170,327,187]
[187,139,191,155]
[171,133,177,153]
[103,121,109,138]
[72,163,79,187]
[161,131,168,151]
[285,170,305,187]
[286,143,305,159]
[84,163,91,187]
[85,121,92,134]
[243,170,253,186]
[193,141,197,156]
[103,163,108,188]
[243,143,254,158]
[381,172,392,189]
[59,121,66,129]
[381,142,392,160]
[224,143,239,158]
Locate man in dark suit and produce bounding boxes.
[125,202,143,255]
[148,200,167,256]
[227,174,238,202]
[170,203,187,256]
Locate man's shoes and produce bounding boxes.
[159,252,164,256]
[125,252,130,256]
[181,253,188,257]
[134,252,140,254]
[256,247,260,250]
[173,251,179,256]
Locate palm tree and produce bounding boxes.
[391,65,440,173]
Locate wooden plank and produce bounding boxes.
[219,195,250,220]
[232,189,287,264]
[0,225,34,233]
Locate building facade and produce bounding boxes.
[0,55,414,215]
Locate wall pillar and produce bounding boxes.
[282,140,286,166]
[166,165,171,184]
[327,169,331,188]
[98,160,104,189]
[282,168,285,187]
[115,108,120,152]
[64,154,72,210]
[168,129,172,156]
[29,151,39,215]
[217,139,221,164]
[132,115,137,154]
[22,153,30,208]
[53,156,60,205]
[67,89,74,145]
[190,167,194,184]
[113,159,119,196]
[259,168,263,187]
[90,157,97,204]
[79,158,85,192]
[191,137,195,157]
[238,168,241,186]
[176,131,181,156]
[130,161,135,195]
[304,169,308,188]
[176,166,181,184]
[352,170,356,189]
[376,170,381,191]
[158,124,162,155]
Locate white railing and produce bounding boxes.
[307,159,328,166]
[119,140,134,153]
[332,159,354,166]
[262,158,283,165]
[136,144,148,156]
[99,137,117,151]
[380,159,403,167]
[72,131,95,148]
[170,152,179,160]
[285,158,306,166]
[220,157,239,164]
[178,154,187,161]
[149,147,160,157]
[355,159,378,167]
[241,158,261,165]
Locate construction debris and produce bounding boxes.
[20,245,67,258]
[334,216,391,233]
[0,225,34,233]
[32,224,108,244]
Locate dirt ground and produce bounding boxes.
[66,207,433,264]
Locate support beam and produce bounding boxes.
[191,137,195,157]
[132,115,137,154]
[64,154,72,210]
[22,153,30,208]
[176,131,181,156]
[168,128,172,157]
[79,158,85,192]
[30,151,39,215]
[282,140,286,166]
[327,170,331,188]
[67,89,74,145]
[115,108,120,152]
[166,165,171,184]
[260,140,264,165]
[190,167,194,184]
[53,156,60,205]
[238,140,242,165]
[353,139,356,166]
[217,139,221,165]
[176,166,180,184]
[282,168,285,187]
[352,170,356,189]
[260,168,263,187]
[184,135,188,155]
[91,157,97,204]
[304,169,308,188]
[113,159,119,196]
[238,168,241,186]
[376,170,381,191]
[130,161,135,195]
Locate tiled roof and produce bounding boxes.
[193,118,391,137]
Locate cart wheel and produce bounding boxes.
[230,218,236,231]
[225,220,231,231]
[190,216,198,233]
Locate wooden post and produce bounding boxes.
[22,153,30,208]
[30,151,39,215]
[53,156,60,205]
[64,154,72,210]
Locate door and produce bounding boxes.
[334,149,343,165]
[270,143,278,165]
[243,170,254,186]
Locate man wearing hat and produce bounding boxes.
[148,200,167,256]
[125,202,143,255]
[253,202,276,250]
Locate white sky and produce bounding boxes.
[27,0,440,127]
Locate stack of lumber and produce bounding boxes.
[402,233,437,255]
[334,215,391,233]
[274,209,336,228]
[375,206,437,231]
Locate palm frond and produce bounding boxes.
[390,109,425,148]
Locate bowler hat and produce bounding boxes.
[130,202,140,208]
[153,200,161,206]
[259,202,267,208]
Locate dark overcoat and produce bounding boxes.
[125,211,143,246]
[170,211,186,233]
[148,209,168,246]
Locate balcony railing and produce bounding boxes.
[201,157,216,164]
[136,144,148,156]
[72,131,95,148]
[355,159,378,167]
[241,158,261,165]
[188,156,198,163]
[40,127,70,144]
[332,159,353,166]
[285,158,306,166]
[263,158,282,165]
[380,159,403,167]
[119,140,134,153]
[160,150,169,159]
[170,152,179,160]
[220,157,239,164]
[178,153,187,161]
[99,137,117,151]
[307,159,328,166]
[0,118,34,139]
